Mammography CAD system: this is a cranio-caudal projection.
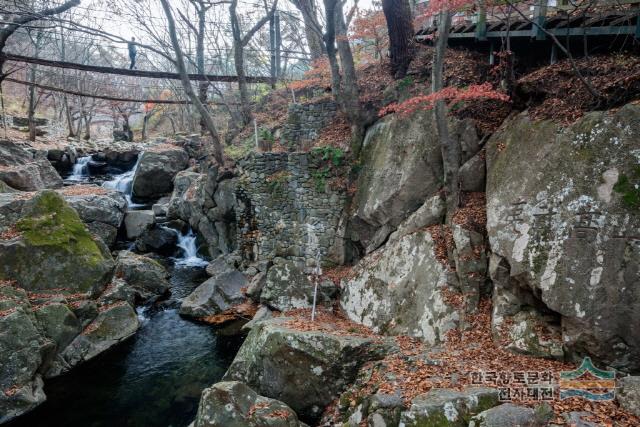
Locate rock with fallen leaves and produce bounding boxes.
[486,104,640,371]
[114,251,170,302]
[0,139,62,191]
[341,230,460,345]
[468,402,550,427]
[192,381,305,427]
[0,286,50,424]
[617,376,640,418]
[400,388,500,427]
[180,268,247,319]
[261,260,336,311]
[223,315,393,424]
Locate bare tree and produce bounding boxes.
[229,0,278,125]
[159,0,225,165]
[323,0,366,153]
[290,0,325,60]
[0,0,80,81]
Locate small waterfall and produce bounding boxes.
[174,228,208,267]
[102,154,143,207]
[67,156,91,181]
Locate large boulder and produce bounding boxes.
[167,167,237,257]
[350,112,478,252]
[340,230,459,344]
[124,210,155,239]
[114,251,170,301]
[486,105,640,371]
[134,225,178,255]
[261,260,335,312]
[132,146,189,201]
[223,317,390,423]
[400,388,500,427]
[0,140,62,190]
[193,381,305,427]
[58,186,127,247]
[47,302,139,376]
[0,191,114,296]
[0,286,50,424]
[179,268,247,318]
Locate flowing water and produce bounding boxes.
[173,228,209,268]
[7,265,242,427]
[66,156,92,182]
[7,153,241,427]
[102,154,144,208]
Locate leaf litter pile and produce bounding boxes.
[321,299,640,426]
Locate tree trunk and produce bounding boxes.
[196,5,209,135]
[159,0,225,166]
[432,11,459,222]
[291,0,325,60]
[382,0,414,79]
[28,65,37,141]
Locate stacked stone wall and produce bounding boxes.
[282,100,337,144]
[236,152,345,269]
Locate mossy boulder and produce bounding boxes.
[0,190,115,296]
[223,317,391,424]
[486,104,640,371]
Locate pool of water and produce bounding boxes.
[8,266,242,427]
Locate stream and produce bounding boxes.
[8,156,242,427]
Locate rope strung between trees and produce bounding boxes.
[1,53,274,83]
[4,77,238,105]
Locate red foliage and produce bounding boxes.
[379,83,509,117]
[288,57,332,91]
[350,10,388,62]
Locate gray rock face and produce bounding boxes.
[124,210,155,239]
[167,167,237,258]
[180,270,248,318]
[388,195,445,243]
[261,261,335,311]
[0,287,49,424]
[193,381,304,427]
[134,226,178,255]
[114,251,170,301]
[459,151,486,192]
[353,111,445,230]
[47,302,139,376]
[0,139,62,191]
[617,376,640,418]
[486,105,640,370]
[132,147,189,200]
[341,230,459,344]
[469,403,536,427]
[223,317,390,423]
[62,187,127,247]
[400,388,500,427]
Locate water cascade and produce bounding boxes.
[174,228,209,267]
[102,154,143,207]
[66,156,92,182]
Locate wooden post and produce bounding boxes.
[254,119,259,150]
[550,43,558,64]
[489,40,495,65]
[275,11,282,80]
[476,0,487,41]
[532,0,548,40]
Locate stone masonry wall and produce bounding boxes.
[236,152,346,270]
[282,99,337,144]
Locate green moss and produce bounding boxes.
[16,191,103,266]
[613,166,640,209]
[406,412,455,427]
